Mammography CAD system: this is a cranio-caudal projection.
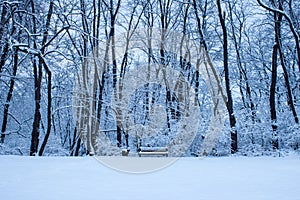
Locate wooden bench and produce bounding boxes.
[138,147,168,157]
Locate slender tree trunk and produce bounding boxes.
[75,137,82,156]
[158,0,172,133]
[79,0,96,155]
[217,0,238,153]
[30,0,42,156]
[270,43,278,149]
[38,61,52,156]
[80,0,89,58]
[192,0,207,50]
[0,3,7,43]
[0,42,9,76]
[1,49,18,143]
[92,0,102,48]
[107,0,122,146]
[270,0,287,150]
[38,0,54,156]
[0,4,13,78]
[30,57,42,156]
[111,15,121,146]
[270,8,279,149]
[0,4,8,77]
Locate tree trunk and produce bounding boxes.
[30,57,42,156]
[1,49,18,143]
[270,43,278,149]
[38,0,54,156]
[269,1,282,150]
[217,0,238,153]
[0,3,7,43]
[108,0,121,146]
[38,61,52,156]
[0,42,9,76]
[192,0,207,50]
[0,4,9,77]
[30,0,42,156]
[75,137,82,156]
[158,0,172,133]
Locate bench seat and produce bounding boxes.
[138,147,168,157]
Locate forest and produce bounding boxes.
[0,0,299,156]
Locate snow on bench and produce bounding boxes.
[137,147,168,157]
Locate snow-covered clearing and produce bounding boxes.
[0,155,299,200]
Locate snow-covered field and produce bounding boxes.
[1,155,300,200]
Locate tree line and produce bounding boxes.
[0,0,299,156]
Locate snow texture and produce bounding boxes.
[0,155,299,200]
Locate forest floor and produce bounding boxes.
[0,155,299,200]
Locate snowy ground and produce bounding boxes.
[1,155,300,200]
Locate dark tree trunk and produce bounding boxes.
[0,42,9,74]
[0,10,13,78]
[30,0,41,156]
[38,64,52,156]
[217,0,238,154]
[117,126,122,147]
[0,3,8,42]
[270,7,280,149]
[1,49,18,143]
[75,137,82,156]
[80,0,89,58]
[38,1,54,156]
[0,4,9,77]
[158,0,172,133]
[270,43,278,149]
[269,1,284,150]
[192,0,207,50]
[30,57,42,156]
[109,0,120,89]
[107,0,121,146]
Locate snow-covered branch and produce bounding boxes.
[257,0,300,71]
